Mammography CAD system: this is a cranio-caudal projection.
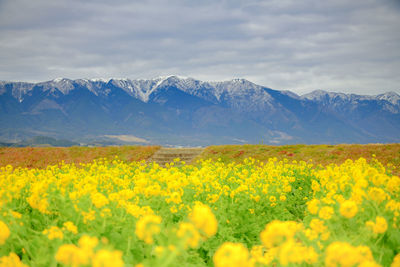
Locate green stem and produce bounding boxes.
[159,250,178,267]
[14,234,33,260]
[126,237,131,255]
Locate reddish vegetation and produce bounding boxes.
[1,144,399,176]
[200,144,400,175]
[233,150,245,158]
[0,146,160,169]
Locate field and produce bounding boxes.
[0,146,160,169]
[0,144,400,266]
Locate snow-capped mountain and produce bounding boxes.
[0,76,399,145]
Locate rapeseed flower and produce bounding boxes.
[177,222,201,249]
[189,202,217,238]
[63,221,78,234]
[92,249,124,267]
[307,199,320,215]
[340,200,358,218]
[135,214,162,244]
[366,216,388,234]
[0,220,10,245]
[43,226,63,240]
[213,242,251,267]
[55,244,89,266]
[78,235,99,252]
[319,206,334,220]
[392,254,400,267]
[260,220,302,248]
[325,242,378,267]
[0,253,28,267]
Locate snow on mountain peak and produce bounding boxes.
[88,78,110,83]
[301,90,351,101]
[376,91,400,105]
[52,77,64,83]
[46,78,74,94]
[3,77,399,111]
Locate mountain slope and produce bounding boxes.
[0,77,399,145]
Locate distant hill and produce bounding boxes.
[0,136,80,147]
[1,76,399,146]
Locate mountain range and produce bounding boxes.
[1,76,399,146]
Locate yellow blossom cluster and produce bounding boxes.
[43,226,64,240]
[0,156,399,266]
[135,214,162,244]
[176,222,201,249]
[0,220,10,245]
[213,242,251,267]
[325,242,380,266]
[0,253,28,267]
[253,220,318,265]
[55,235,124,267]
[188,202,218,238]
[366,216,388,234]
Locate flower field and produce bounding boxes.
[1,155,400,266]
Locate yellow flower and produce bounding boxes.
[213,242,251,267]
[43,226,63,240]
[283,185,292,192]
[366,216,388,234]
[311,180,320,192]
[55,244,89,266]
[368,187,388,203]
[304,228,318,241]
[340,200,358,218]
[170,206,178,214]
[307,199,320,215]
[92,249,124,267]
[177,222,201,249]
[250,245,273,265]
[391,253,400,267]
[63,221,78,234]
[81,210,96,224]
[135,214,162,244]
[279,240,318,265]
[325,242,378,267]
[386,176,400,193]
[325,242,356,267]
[309,218,327,233]
[154,246,165,257]
[166,191,182,204]
[91,192,110,209]
[11,211,22,219]
[375,216,388,233]
[260,220,302,248]
[0,220,10,245]
[0,252,28,267]
[78,235,99,254]
[319,206,334,220]
[100,208,112,218]
[189,203,218,238]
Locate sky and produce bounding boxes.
[0,0,399,95]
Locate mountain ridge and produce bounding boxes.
[2,76,398,101]
[1,76,399,146]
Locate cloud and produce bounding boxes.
[0,0,399,95]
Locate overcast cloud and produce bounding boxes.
[0,0,399,95]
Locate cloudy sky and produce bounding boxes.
[0,0,399,95]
